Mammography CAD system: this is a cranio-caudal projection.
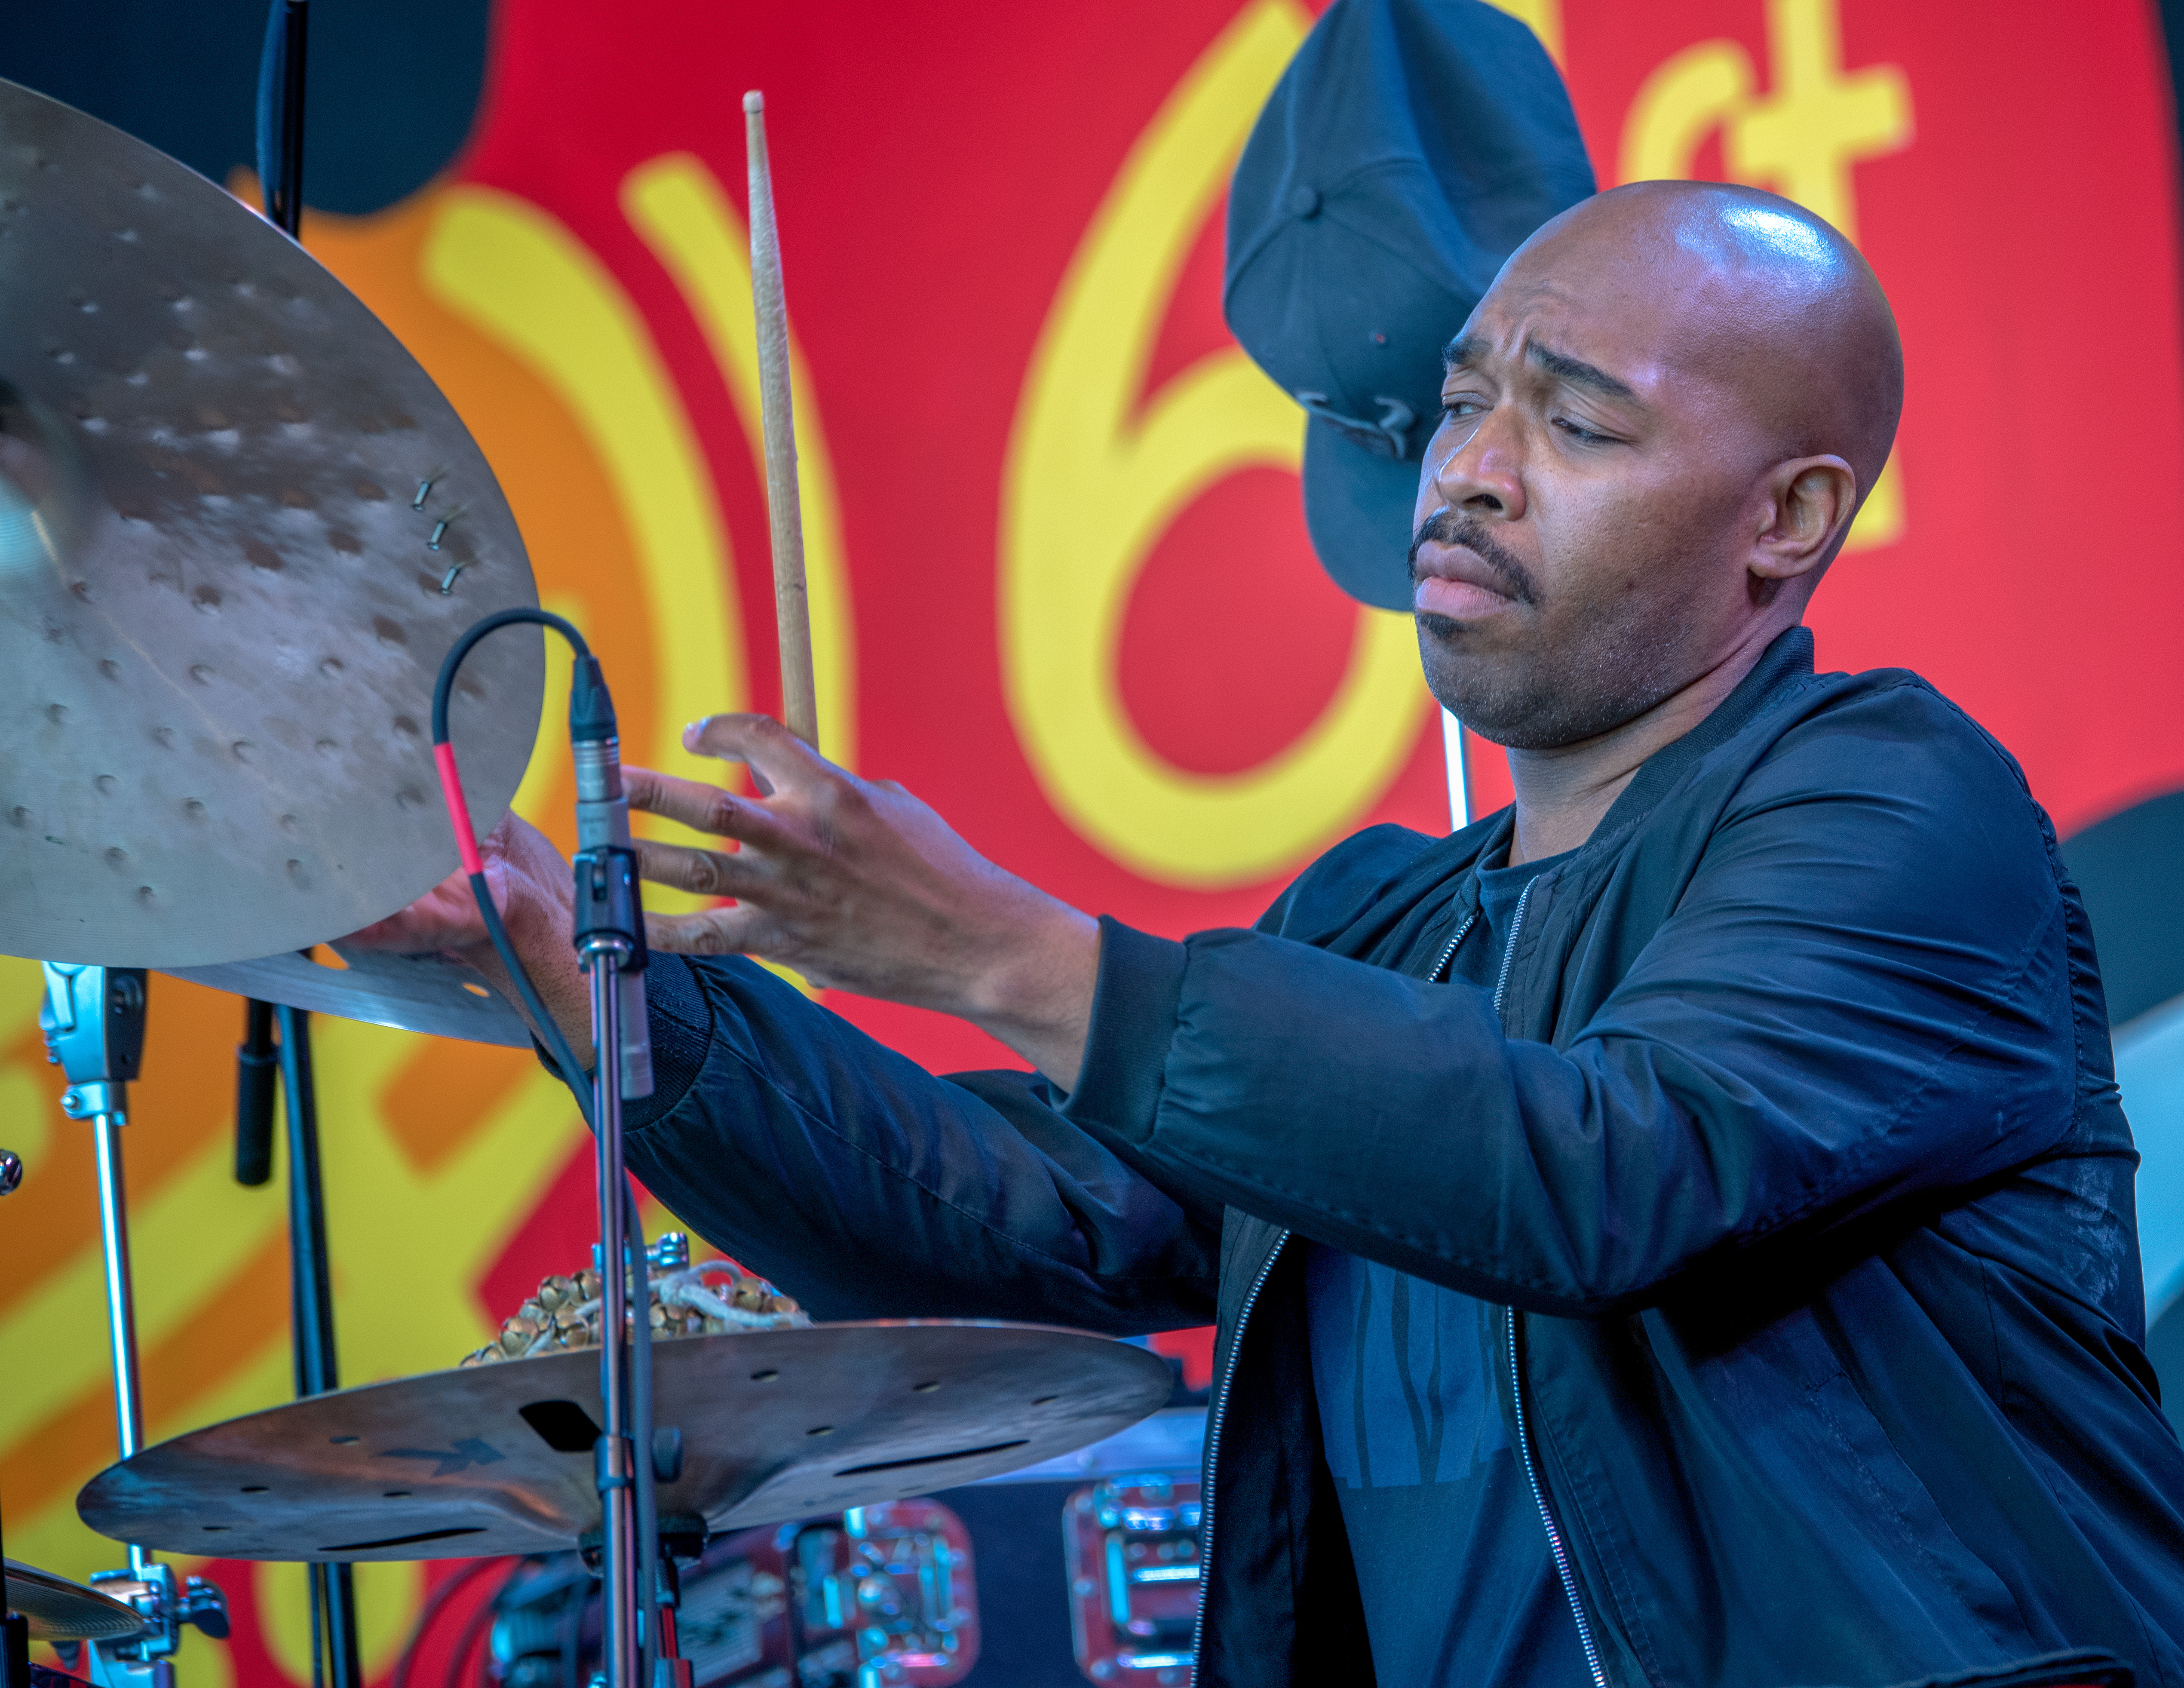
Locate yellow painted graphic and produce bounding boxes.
[1002,0,1434,889]
[1620,0,1911,551]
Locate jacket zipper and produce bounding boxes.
[1493,878,1609,1688]
[1192,909,1482,1664]
[1193,877,1610,1684]
[1191,1229,1287,1666]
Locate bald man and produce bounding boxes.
[367,183,2184,1688]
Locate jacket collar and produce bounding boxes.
[1589,624,1818,840]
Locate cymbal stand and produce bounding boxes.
[275,1006,363,1688]
[1,1143,26,1688]
[37,967,228,1688]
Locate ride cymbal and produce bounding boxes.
[0,79,541,969]
[78,1322,1174,1561]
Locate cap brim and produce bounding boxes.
[1301,417,1424,611]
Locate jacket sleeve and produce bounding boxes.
[613,949,1220,1332]
[1059,687,2086,1316]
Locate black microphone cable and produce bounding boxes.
[429,607,595,1120]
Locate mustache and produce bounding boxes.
[1408,510,1539,606]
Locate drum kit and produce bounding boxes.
[0,42,1172,1688]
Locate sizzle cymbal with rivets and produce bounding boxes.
[0,79,541,968]
[77,1321,1175,1561]
[163,941,532,1047]
[2,1559,144,1641]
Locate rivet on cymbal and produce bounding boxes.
[1032,1395,1060,1406]
[183,800,205,820]
[188,665,214,685]
[8,807,28,828]
[104,847,126,868]
[154,727,177,749]
[319,657,344,676]
[329,1436,359,1446]
[913,1382,940,1393]
[313,739,337,757]
[805,1426,834,1436]
[136,887,154,905]
[99,660,120,680]
[395,788,424,811]
[285,861,308,888]
[46,703,65,724]
[383,1491,410,1500]
[750,1370,780,1384]
[231,741,254,763]
[279,814,300,835]
[95,775,116,795]
[240,1485,268,1494]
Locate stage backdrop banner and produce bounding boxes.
[1,3,2179,1686]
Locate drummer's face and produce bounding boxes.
[1404,194,1831,753]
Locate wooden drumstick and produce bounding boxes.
[743,90,819,749]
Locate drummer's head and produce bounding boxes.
[1408,181,1901,750]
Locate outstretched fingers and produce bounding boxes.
[645,904,767,958]
[685,712,833,783]
[626,767,792,849]
[635,838,766,900]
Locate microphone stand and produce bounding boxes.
[570,663,654,1688]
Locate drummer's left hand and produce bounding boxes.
[631,715,1101,1088]
[343,811,595,1068]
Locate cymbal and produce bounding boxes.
[79,1322,1172,1562]
[163,942,530,1047]
[0,79,542,969]
[3,1559,144,1641]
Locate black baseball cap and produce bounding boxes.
[1223,0,1595,609]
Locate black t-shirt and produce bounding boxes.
[1303,844,1586,1687]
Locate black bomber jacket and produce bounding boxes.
[613,628,2184,1687]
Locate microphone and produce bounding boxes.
[569,656,653,1099]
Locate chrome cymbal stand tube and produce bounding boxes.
[38,967,228,1688]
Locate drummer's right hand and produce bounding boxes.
[343,813,595,1066]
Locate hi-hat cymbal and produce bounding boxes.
[163,941,531,1047]
[79,1322,1172,1561]
[3,1559,144,1641]
[0,79,541,969]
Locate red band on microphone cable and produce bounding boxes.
[433,741,486,877]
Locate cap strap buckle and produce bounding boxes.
[1294,392,1417,460]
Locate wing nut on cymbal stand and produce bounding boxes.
[37,967,229,1688]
